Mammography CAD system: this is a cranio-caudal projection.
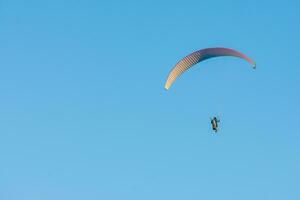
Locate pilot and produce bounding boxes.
[211,117,220,132]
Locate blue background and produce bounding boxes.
[1,0,300,199]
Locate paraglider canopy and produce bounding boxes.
[165,47,256,90]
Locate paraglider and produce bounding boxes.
[164,47,255,133]
[210,117,220,133]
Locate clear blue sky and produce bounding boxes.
[1,0,300,199]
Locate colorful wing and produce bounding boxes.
[165,47,256,90]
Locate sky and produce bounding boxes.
[0,0,300,199]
